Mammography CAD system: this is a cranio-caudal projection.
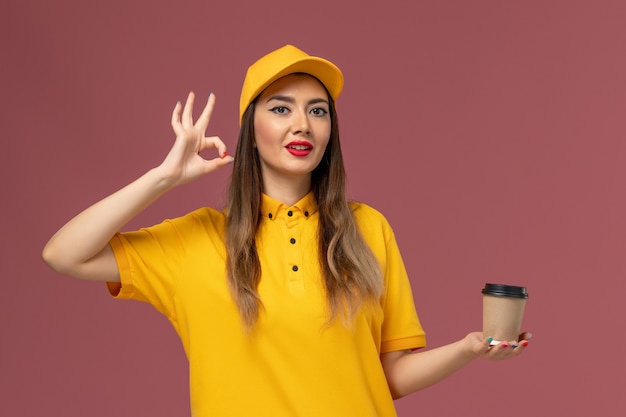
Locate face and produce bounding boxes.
[253,74,331,185]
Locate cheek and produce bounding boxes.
[252,128,266,153]
[253,119,280,149]
[318,127,331,151]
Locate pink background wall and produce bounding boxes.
[2,0,625,415]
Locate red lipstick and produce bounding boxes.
[285,141,313,157]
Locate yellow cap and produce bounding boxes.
[239,45,344,123]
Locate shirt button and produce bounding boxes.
[268,213,273,219]
[290,238,296,244]
[304,211,309,217]
[287,210,293,217]
[292,265,298,272]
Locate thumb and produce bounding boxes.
[471,334,492,356]
[199,154,234,174]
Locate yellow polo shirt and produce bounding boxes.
[108,192,426,417]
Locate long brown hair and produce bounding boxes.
[225,79,383,329]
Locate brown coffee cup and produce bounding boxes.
[482,283,528,345]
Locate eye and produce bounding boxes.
[310,107,328,117]
[270,106,289,114]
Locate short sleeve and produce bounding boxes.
[107,208,223,318]
[379,228,426,352]
[352,203,426,353]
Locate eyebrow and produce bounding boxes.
[265,95,329,106]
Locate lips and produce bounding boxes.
[285,141,313,157]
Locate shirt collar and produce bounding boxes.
[261,191,318,221]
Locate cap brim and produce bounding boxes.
[254,57,342,102]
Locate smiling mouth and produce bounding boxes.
[285,141,314,156]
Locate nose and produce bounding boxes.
[291,108,311,136]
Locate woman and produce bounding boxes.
[43,45,530,417]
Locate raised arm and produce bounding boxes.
[42,92,233,282]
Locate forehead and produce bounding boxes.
[258,73,328,100]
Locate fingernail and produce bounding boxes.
[512,344,518,349]
[209,91,213,98]
[221,152,227,159]
[521,340,529,347]
[487,337,493,344]
[502,343,509,348]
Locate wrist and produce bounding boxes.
[460,333,483,359]
[147,166,180,193]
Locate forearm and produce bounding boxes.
[382,338,477,399]
[42,167,174,279]
[43,92,231,280]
